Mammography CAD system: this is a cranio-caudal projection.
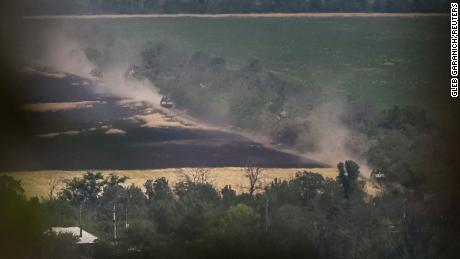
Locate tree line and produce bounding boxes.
[1,97,459,258]
[1,157,456,259]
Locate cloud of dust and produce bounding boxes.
[96,67,161,104]
[305,102,371,177]
[39,35,95,77]
[13,21,371,175]
[18,22,161,105]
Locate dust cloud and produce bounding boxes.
[11,19,371,175]
[305,102,371,176]
[14,22,162,105]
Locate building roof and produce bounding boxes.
[50,227,98,244]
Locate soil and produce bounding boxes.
[1,69,326,171]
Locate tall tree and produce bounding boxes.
[337,160,361,199]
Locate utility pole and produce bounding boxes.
[265,198,270,232]
[79,203,82,237]
[79,203,81,227]
[125,205,129,229]
[113,203,117,242]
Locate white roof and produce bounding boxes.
[50,227,98,244]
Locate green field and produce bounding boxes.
[23,15,450,115]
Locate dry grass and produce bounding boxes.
[22,101,102,112]
[2,167,380,199]
[18,66,68,78]
[105,128,126,135]
[131,113,200,129]
[117,98,209,129]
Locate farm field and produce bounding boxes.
[20,15,449,114]
[2,10,458,259]
[5,15,448,199]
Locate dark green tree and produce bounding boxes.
[144,177,173,201]
[61,171,105,204]
[337,160,361,199]
[221,185,237,207]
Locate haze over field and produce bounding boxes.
[15,15,448,107]
[1,3,459,258]
[3,14,449,175]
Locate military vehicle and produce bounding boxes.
[160,96,174,108]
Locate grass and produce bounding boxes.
[24,16,450,120]
[10,16,442,198]
[73,17,447,108]
[3,167,380,198]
